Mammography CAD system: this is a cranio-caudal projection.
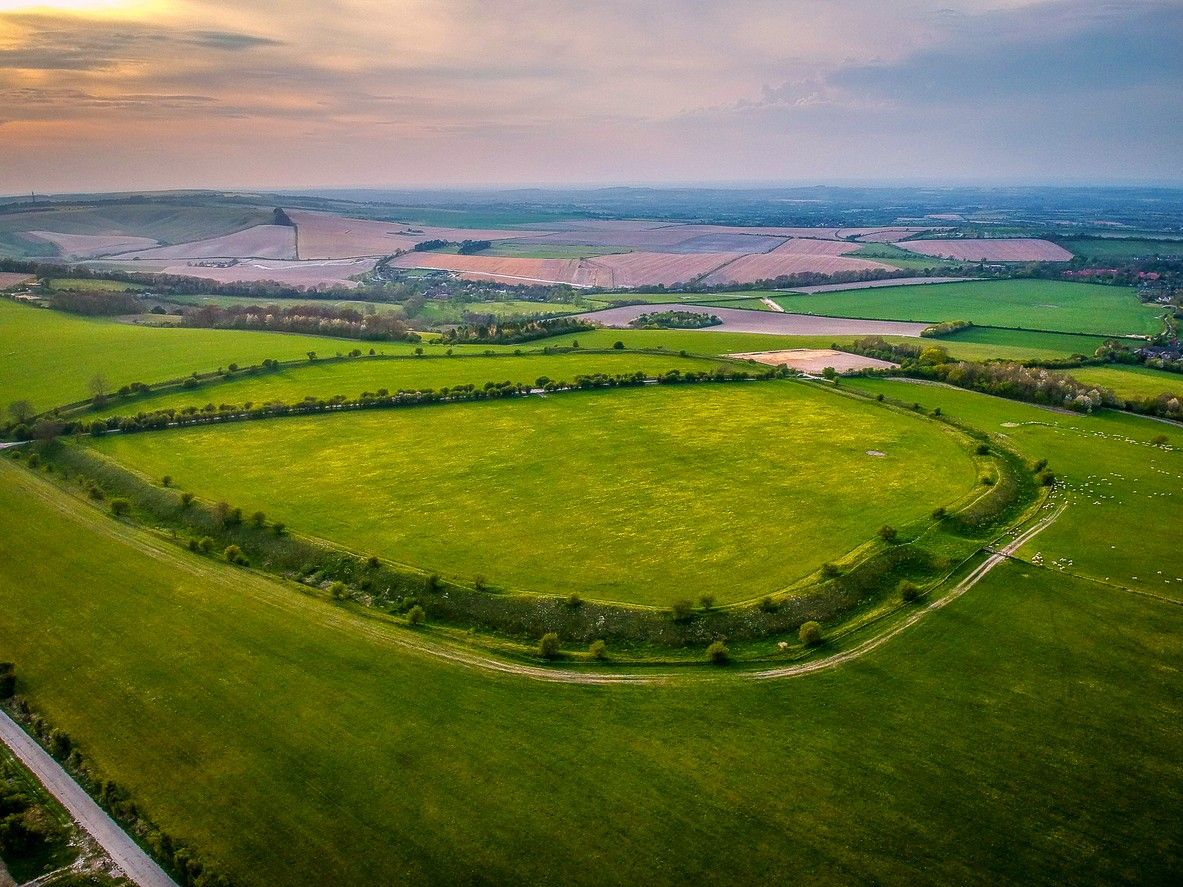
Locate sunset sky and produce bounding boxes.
[0,0,1179,193]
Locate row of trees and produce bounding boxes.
[180,303,420,342]
[439,316,594,345]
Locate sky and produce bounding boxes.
[0,0,1180,193]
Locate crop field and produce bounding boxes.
[0,272,33,289]
[88,382,978,606]
[0,203,273,258]
[772,279,1162,336]
[1067,364,1183,401]
[155,257,378,289]
[478,242,633,259]
[287,210,526,259]
[110,225,297,260]
[895,238,1073,262]
[24,231,160,259]
[1,460,1180,885]
[843,377,1183,599]
[935,325,1110,358]
[87,351,723,419]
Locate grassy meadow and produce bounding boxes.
[772,279,1163,336]
[88,382,978,606]
[1,460,1179,885]
[1067,364,1183,401]
[843,377,1183,600]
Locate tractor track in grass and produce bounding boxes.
[2,461,1062,687]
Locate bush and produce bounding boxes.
[931,506,946,521]
[539,632,561,659]
[87,484,104,501]
[877,525,899,543]
[670,599,694,621]
[567,592,582,608]
[329,581,346,600]
[975,443,990,455]
[799,621,822,646]
[612,341,625,350]
[252,510,267,527]
[161,474,172,487]
[980,475,995,486]
[0,662,15,699]
[1038,470,1056,486]
[699,593,716,610]
[706,640,730,665]
[589,639,606,660]
[407,604,426,625]
[898,580,920,602]
[180,491,194,507]
[367,554,380,569]
[272,521,286,536]
[109,497,130,516]
[821,562,842,578]
[758,595,778,613]
[198,536,215,554]
[223,544,247,565]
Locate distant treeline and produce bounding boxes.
[180,302,419,341]
[439,316,594,345]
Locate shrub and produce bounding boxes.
[980,475,995,486]
[88,484,104,501]
[198,536,215,554]
[612,341,625,350]
[931,506,946,521]
[821,562,842,578]
[252,511,267,527]
[474,575,488,592]
[539,632,561,659]
[26,453,39,468]
[109,497,130,516]
[329,581,346,600]
[898,580,920,602]
[425,573,440,591]
[799,621,822,646]
[0,662,15,699]
[1032,458,1048,472]
[367,554,380,569]
[272,522,286,536]
[180,491,194,507]
[161,474,172,487]
[567,592,582,608]
[706,640,730,665]
[975,443,990,455]
[589,639,606,660]
[670,599,694,621]
[758,595,777,613]
[1038,470,1056,486]
[699,593,716,610]
[223,544,247,565]
[877,525,899,543]
[407,604,426,625]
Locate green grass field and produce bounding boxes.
[1,460,1179,885]
[843,377,1183,600]
[88,382,978,605]
[45,278,146,292]
[935,325,1110,358]
[478,242,632,259]
[87,352,724,418]
[412,299,586,323]
[851,242,964,271]
[1058,237,1183,262]
[772,279,1162,336]
[1067,364,1183,401]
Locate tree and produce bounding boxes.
[0,662,15,699]
[329,581,346,600]
[272,521,286,536]
[898,580,920,602]
[6,399,33,425]
[758,595,777,613]
[252,511,267,527]
[706,640,730,665]
[931,506,946,521]
[699,593,716,610]
[407,604,426,625]
[198,536,215,554]
[877,525,899,543]
[180,491,194,507]
[821,562,842,578]
[224,544,246,565]
[367,554,380,569]
[589,639,606,660]
[161,474,172,487]
[567,592,582,608]
[799,621,822,646]
[670,599,694,621]
[88,373,109,399]
[612,341,625,350]
[539,632,561,659]
[109,497,130,516]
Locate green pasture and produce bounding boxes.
[1059,237,1183,262]
[851,242,962,271]
[1067,364,1183,402]
[772,279,1162,336]
[479,242,632,259]
[44,278,146,292]
[87,352,724,419]
[412,299,586,323]
[843,377,1183,600]
[88,382,978,606]
[1,461,1179,885]
[935,325,1110,358]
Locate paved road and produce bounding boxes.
[0,708,178,887]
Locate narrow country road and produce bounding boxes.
[0,708,178,887]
